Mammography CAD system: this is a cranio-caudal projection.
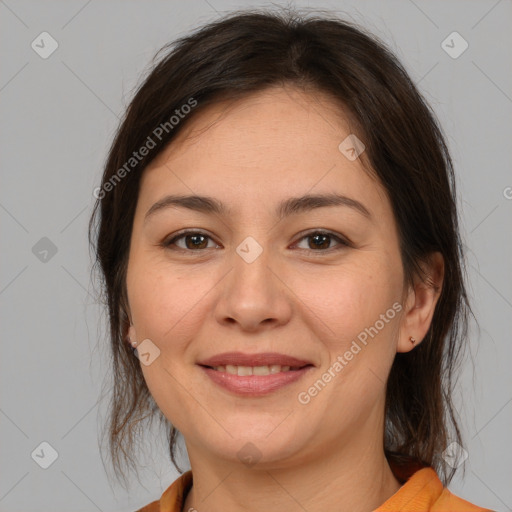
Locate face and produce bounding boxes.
[125,86,414,469]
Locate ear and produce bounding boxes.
[121,304,137,347]
[127,324,137,344]
[120,292,137,346]
[397,252,444,353]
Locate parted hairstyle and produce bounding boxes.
[88,8,471,488]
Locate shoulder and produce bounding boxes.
[432,487,495,512]
[134,470,193,512]
[377,463,494,512]
[134,499,159,512]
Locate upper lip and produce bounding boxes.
[198,352,313,368]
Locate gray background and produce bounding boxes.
[1,0,511,511]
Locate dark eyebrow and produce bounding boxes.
[144,195,229,223]
[144,193,371,223]
[276,193,371,220]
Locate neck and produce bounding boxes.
[181,438,402,512]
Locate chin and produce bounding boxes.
[201,421,311,468]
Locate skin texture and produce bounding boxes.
[125,86,444,512]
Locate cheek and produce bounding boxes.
[297,258,399,333]
[295,257,403,389]
[128,263,212,429]
[127,253,222,359]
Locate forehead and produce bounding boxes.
[151,86,354,166]
[138,86,388,216]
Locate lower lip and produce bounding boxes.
[200,366,314,396]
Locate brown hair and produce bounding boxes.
[89,8,470,488]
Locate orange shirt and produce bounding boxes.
[136,465,493,512]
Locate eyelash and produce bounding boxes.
[162,229,351,254]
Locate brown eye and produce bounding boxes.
[308,233,331,250]
[164,231,218,251]
[183,233,209,250]
[294,231,350,252]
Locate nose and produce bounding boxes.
[213,241,293,332]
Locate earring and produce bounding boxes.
[127,336,137,348]
[409,336,416,345]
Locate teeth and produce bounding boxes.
[237,366,252,376]
[212,364,297,374]
[226,365,238,375]
[253,366,270,376]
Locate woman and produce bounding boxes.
[89,9,493,512]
